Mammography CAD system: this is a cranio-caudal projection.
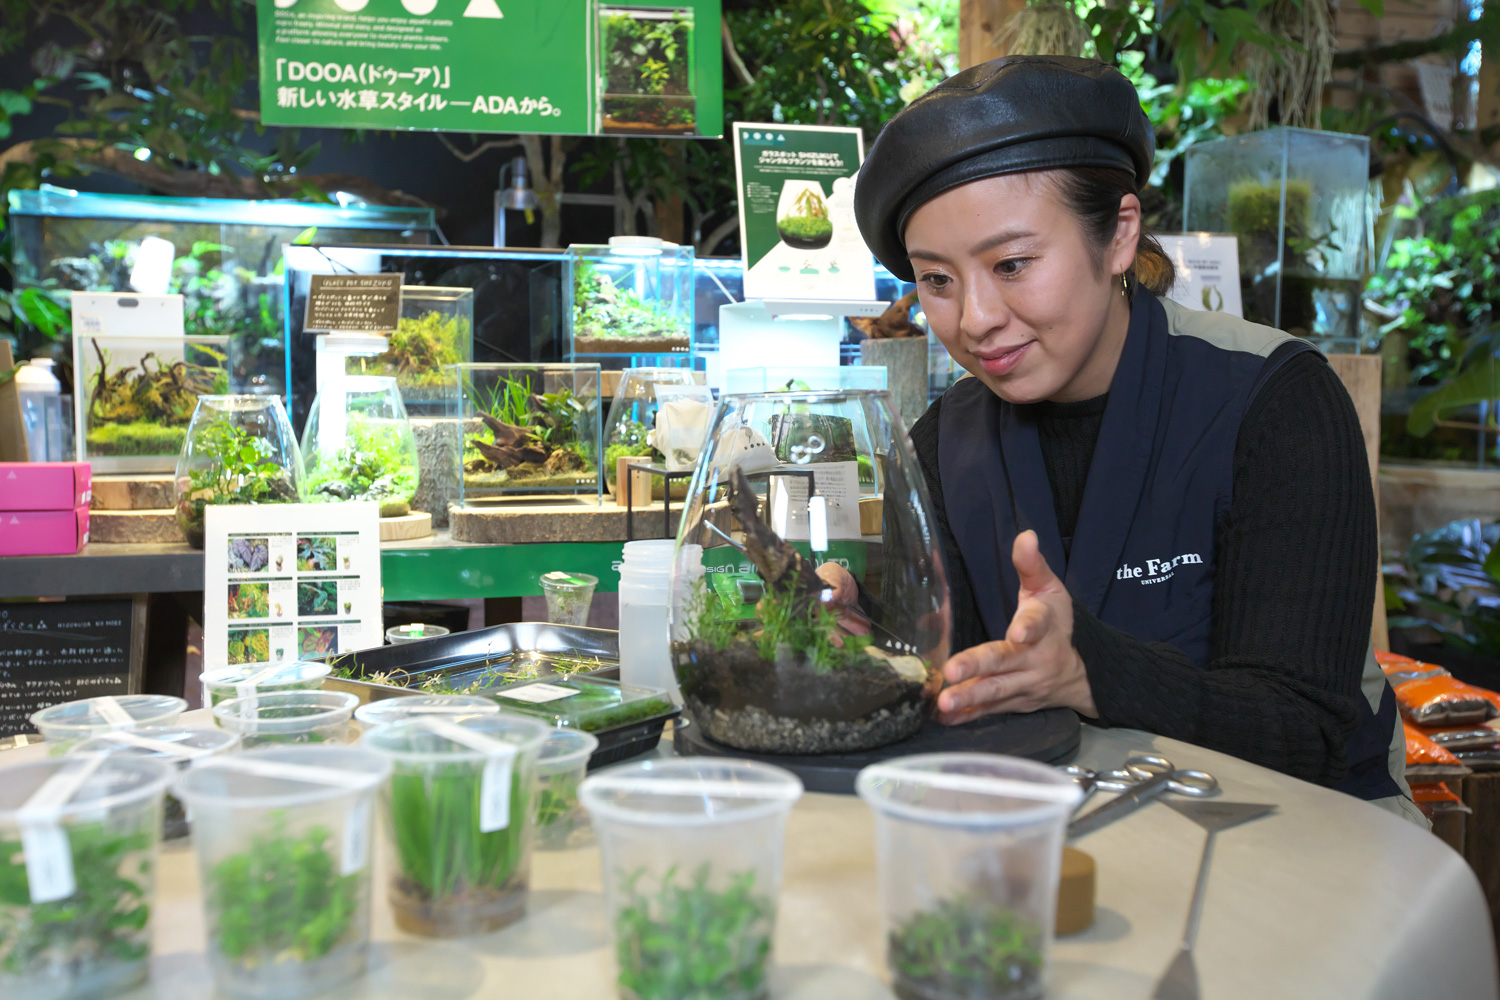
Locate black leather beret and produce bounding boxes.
[855,56,1154,281]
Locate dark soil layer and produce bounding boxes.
[390,876,527,938]
[573,336,689,355]
[674,638,928,753]
[777,229,833,251]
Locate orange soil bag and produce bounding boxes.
[1404,722,1471,782]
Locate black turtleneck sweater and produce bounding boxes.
[909,350,1377,787]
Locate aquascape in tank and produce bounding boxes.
[668,390,950,754]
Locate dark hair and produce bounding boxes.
[1049,167,1175,296]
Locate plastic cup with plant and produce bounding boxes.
[886,896,1044,1000]
[612,863,774,1000]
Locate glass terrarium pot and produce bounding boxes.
[301,375,420,518]
[449,362,603,504]
[175,395,303,549]
[344,286,473,418]
[73,332,232,473]
[567,239,694,360]
[602,367,700,492]
[9,185,434,395]
[1183,127,1370,351]
[597,6,698,136]
[669,389,950,754]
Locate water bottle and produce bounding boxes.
[617,539,693,704]
[15,358,64,462]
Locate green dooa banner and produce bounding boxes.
[257,0,722,137]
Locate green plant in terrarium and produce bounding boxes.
[0,820,156,990]
[205,823,362,970]
[176,417,299,548]
[777,189,833,250]
[613,864,773,1000]
[572,260,688,348]
[887,896,1044,1000]
[85,340,229,457]
[600,10,696,132]
[463,375,592,489]
[351,311,467,389]
[304,417,419,517]
[1225,179,1340,338]
[604,417,662,486]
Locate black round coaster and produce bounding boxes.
[672,708,1080,795]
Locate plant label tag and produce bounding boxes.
[94,730,212,760]
[16,755,107,904]
[234,662,297,702]
[412,717,518,832]
[341,796,372,876]
[498,683,579,704]
[92,695,134,729]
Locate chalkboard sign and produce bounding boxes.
[304,274,402,332]
[0,597,146,738]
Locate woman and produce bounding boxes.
[847,55,1418,821]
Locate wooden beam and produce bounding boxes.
[1326,353,1390,652]
[959,0,1026,69]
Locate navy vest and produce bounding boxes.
[937,290,1402,802]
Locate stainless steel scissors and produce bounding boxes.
[1066,754,1218,839]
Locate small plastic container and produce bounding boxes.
[533,728,600,850]
[69,726,242,840]
[386,623,452,645]
[855,754,1083,1000]
[29,694,188,746]
[354,694,499,728]
[201,661,332,708]
[617,539,679,701]
[540,571,598,625]
[174,745,392,1000]
[580,758,803,1000]
[0,755,174,1000]
[361,713,551,937]
[491,675,674,732]
[212,690,359,747]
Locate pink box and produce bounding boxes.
[0,505,89,556]
[0,462,92,511]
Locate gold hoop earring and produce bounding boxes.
[1120,274,1129,296]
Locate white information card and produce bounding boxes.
[1158,233,1244,319]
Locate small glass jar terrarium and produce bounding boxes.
[669,389,950,754]
[345,286,472,417]
[1183,126,1370,350]
[174,745,391,1000]
[567,239,694,359]
[301,375,421,517]
[450,362,603,504]
[0,756,174,1000]
[361,713,551,937]
[602,367,701,494]
[174,395,302,549]
[73,332,232,473]
[597,6,697,135]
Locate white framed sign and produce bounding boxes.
[1158,233,1243,318]
[203,502,382,670]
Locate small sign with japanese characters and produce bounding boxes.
[204,503,383,671]
[304,274,403,333]
[0,598,143,739]
[257,0,724,138]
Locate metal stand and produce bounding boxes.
[622,462,696,541]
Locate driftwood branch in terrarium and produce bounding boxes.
[728,465,825,611]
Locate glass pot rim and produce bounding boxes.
[194,394,289,413]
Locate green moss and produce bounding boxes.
[888,897,1043,1000]
[350,310,467,388]
[86,420,188,456]
[777,215,833,242]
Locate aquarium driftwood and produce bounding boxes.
[673,467,932,754]
[464,376,592,491]
[87,340,228,456]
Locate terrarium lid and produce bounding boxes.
[29,694,188,739]
[607,235,675,252]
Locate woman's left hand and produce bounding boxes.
[936,530,1099,724]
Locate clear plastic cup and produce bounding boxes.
[353,694,499,729]
[0,755,174,999]
[386,623,451,645]
[855,754,1083,1000]
[212,690,359,747]
[361,713,551,936]
[173,745,391,999]
[201,661,331,708]
[540,571,599,626]
[29,694,188,746]
[580,758,804,1000]
[69,726,242,840]
[533,728,600,850]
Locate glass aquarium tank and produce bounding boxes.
[601,366,701,493]
[449,362,603,505]
[1183,127,1370,351]
[175,395,302,549]
[567,238,694,361]
[597,5,698,135]
[344,286,473,417]
[9,185,435,394]
[668,389,950,754]
[73,332,231,473]
[301,375,421,518]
